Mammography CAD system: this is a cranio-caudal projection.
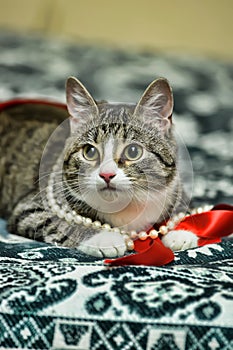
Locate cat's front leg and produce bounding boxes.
[8,192,127,258]
[161,230,198,251]
[78,230,127,258]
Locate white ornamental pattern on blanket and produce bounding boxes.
[0,236,233,349]
[82,257,233,324]
[0,261,77,313]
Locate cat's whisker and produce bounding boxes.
[132,183,161,194]
[65,170,87,176]
[38,170,64,181]
[134,182,173,194]
[65,175,90,183]
[30,187,52,202]
[39,169,64,176]
[138,179,168,188]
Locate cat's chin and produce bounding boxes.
[98,194,131,210]
[98,190,120,202]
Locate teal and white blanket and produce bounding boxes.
[0,220,232,349]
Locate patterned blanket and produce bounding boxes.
[0,32,232,349]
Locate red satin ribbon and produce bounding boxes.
[105,236,175,267]
[175,204,233,246]
[105,204,233,267]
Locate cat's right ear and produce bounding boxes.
[133,78,174,133]
[66,77,99,133]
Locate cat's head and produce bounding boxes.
[63,76,179,230]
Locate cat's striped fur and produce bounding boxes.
[0,78,192,257]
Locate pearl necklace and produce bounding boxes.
[46,165,213,251]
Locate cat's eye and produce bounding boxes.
[83,144,99,161]
[123,143,143,161]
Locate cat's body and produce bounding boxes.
[0,78,197,257]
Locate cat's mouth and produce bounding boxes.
[100,186,118,192]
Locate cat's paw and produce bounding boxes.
[78,230,127,258]
[161,229,198,251]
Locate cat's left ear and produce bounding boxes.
[134,78,173,132]
[66,76,99,133]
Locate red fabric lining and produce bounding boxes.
[0,98,66,112]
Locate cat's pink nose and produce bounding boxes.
[99,172,116,184]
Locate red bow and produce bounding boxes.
[105,204,233,267]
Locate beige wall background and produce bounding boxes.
[0,0,233,60]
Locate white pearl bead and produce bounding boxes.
[49,198,56,206]
[84,217,92,226]
[47,185,52,192]
[177,212,185,220]
[47,190,54,199]
[112,227,120,233]
[120,230,126,235]
[126,240,134,250]
[197,207,203,214]
[203,204,212,212]
[167,220,175,229]
[138,231,148,240]
[130,230,138,239]
[57,209,65,219]
[74,215,83,224]
[172,215,179,224]
[65,212,73,223]
[48,179,54,187]
[93,220,102,228]
[53,204,61,213]
[102,223,111,230]
[149,229,158,239]
[123,234,130,242]
[159,225,168,235]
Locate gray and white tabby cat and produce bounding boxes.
[0,77,197,257]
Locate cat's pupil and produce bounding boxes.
[128,145,138,158]
[88,146,96,157]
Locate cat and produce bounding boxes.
[0,77,197,257]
